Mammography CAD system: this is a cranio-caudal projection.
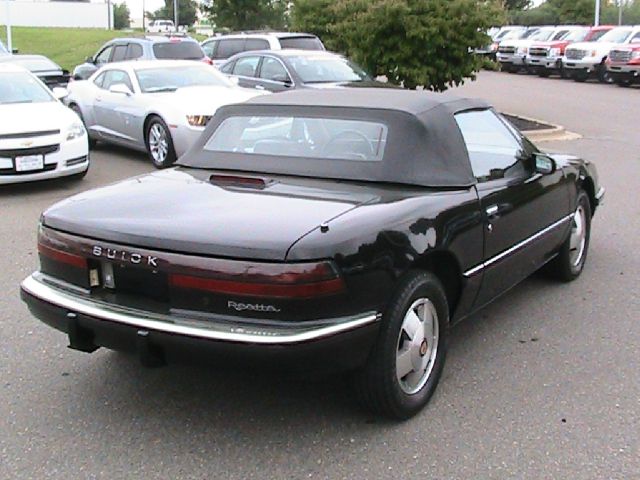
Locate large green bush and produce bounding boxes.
[292,0,504,91]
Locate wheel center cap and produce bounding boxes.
[419,339,428,357]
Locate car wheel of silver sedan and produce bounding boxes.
[355,271,448,419]
[146,116,177,169]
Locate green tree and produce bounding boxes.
[203,0,287,31]
[292,0,505,92]
[502,0,530,10]
[546,0,593,24]
[113,2,131,30]
[151,0,199,27]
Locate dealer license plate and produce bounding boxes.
[15,155,44,172]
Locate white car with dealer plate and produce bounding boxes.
[0,64,89,185]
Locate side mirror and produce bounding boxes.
[273,76,292,86]
[85,56,95,64]
[109,83,133,96]
[534,153,556,175]
[51,87,69,100]
[228,76,240,85]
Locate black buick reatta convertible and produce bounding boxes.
[21,89,603,419]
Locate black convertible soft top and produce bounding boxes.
[179,88,490,188]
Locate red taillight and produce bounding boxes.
[38,241,86,268]
[202,56,213,65]
[169,261,346,299]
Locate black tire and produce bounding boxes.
[145,116,177,169]
[546,190,591,282]
[538,69,550,78]
[573,71,589,82]
[616,78,632,88]
[354,271,449,420]
[68,167,89,181]
[69,104,96,149]
[597,62,611,83]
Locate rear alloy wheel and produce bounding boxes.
[545,190,591,281]
[146,117,177,169]
[355,271,448,419]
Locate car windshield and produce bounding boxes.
[587,29,609,42]
[204,116,388,162]
[529,29,555,42]
[9,56,61,72]
[288,55,369,84]
[136,65,233,93]
[562,29,588,42]
[278,36,324,50]
[152,41,204,60]
[0,71,53,104]
[598,28,632,43]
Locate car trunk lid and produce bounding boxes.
[42,167,378,261]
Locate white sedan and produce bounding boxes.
[0,64,89,185]
[66,60,267,168]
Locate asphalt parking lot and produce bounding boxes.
[1,72,639,479]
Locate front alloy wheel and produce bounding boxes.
[545,190,592,281]
[146,117,177,169]
[355,271,448,419]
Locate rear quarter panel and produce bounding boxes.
[286,187,484,320]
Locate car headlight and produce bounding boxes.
[186,115,212,127]
[518,46,528,55]
[590,50,598,58]
[632,51,640,60]
[66,122,86,141]
[549,48,561,57]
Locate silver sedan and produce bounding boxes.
[65,60,266,168]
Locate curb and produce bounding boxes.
[506,112,582,142]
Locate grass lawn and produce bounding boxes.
[0,27,202,71]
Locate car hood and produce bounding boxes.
[305,80,399,89]
[41,168,380,261]
[500,38,536,48]
[0,101,77,136]
[566,41,618,52]
[144,85,266,113]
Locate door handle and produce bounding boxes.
[486,205,500,217]
[255,85,265,90]
[95,97,103,103]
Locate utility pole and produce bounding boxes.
[618,0,623,26]
[173,0,178,30]
[595,0,600,26]
[142,0,146,31]
[4,0,12,53]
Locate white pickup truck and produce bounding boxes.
[562,26,640,82]
[147,20,176,33]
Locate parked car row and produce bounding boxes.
[492,24,640,86]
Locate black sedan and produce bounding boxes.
[20,89,603,419]
[219,49,389,92]
[0,54,70,89]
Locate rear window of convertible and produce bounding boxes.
[204,116,388,162]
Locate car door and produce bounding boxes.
[257,56,294,92]
[230,55,263,89]
[110,43,128,63]
[93,69,139,146]
[455,109,571,307]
